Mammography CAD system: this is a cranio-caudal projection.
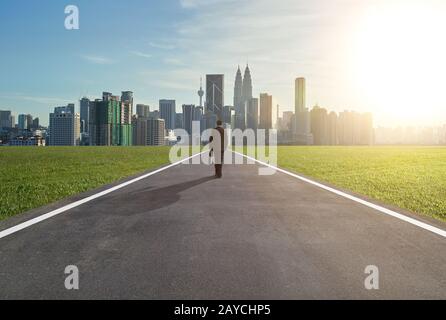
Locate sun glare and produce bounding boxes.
[353,1,446,126]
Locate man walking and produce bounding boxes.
[209,120,226,178]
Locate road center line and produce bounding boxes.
[234,151,446,239]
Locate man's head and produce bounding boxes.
[216,120,223,127]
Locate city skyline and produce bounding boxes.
[1,0,445,128]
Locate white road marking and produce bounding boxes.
[0,153,203,240]
[234,151,446,239]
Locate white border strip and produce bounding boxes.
[0,153,202,240]
[234,151,446,239]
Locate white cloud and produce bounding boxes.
[131,51,152,59]
[148,41,176,50]
[81,55,116,65]
[0,93,72,105]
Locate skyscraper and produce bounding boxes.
[18,114,27,130]
[90,92,132,146]
[206,74,224,120]
[132,115,148,146]
[246,98,259,130]
[295,77,306,114]
[132,116,166,146]
[194,106,203,122]
[149,110,160,120]
[175,113,183,130]
[259,93,273,129]
[32,117,40,130]
[234,65,253,130]
[159,99,176,131]
[222,106,233,126]
[338,112,373,146]
[182,104,195,134]
[121,91,133,125]
[310,105,328,145]
[26,114,33,130]
[147,118,166,146]
[234,66,243,115]
[294,77,313,145]
[136,104,150,118]
[0,110,13,129]
[193,106,204,134]
[242,65,253,106]
[48,104,80,146]
[80,97,91,133]
[327,111,338,145]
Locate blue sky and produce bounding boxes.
[1,0,445,127]
[0,0,196,125]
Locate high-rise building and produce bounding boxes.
[310,106,328,145]
[233,66,243,128]
[233,65,253,130]
[194,106,203,122]
[242,65,253,106]
[132,115,147,146]
[26,114,33,130]
[295,78,306,114]
[132,116,166,146]
[121,91,133,125]
[193,106,204,133]
[222,106,233,126]
[18,114,28,130]
[337,110,372,145]
[175,113,183,131]
[206,74,224,120]
[294,77,313,145]
[149,110,160,120]
[32,117,40,130]
[147,118,166,146]
[48,104,80,146]
[246,98,259,130]
[136,104,150,118]
[294,77,307,134]
[182,104,195,134]
[80,97,91,134]
[159,99,176,130]
[282,111,294,132]
[0,110,13,129]
[259,93,273,129]
[327,111,338,145]
[89,92,132,146]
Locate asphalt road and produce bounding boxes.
[0,153,445,299]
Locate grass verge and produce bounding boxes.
[0,147,171,220]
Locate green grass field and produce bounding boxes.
[0,147,171,220]
[277,146,446,222]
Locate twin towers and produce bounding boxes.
[233,65,253,129]
[200,65,253,130]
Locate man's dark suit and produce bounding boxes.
[209,126,225,178]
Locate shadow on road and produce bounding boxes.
[118,175,216,214]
